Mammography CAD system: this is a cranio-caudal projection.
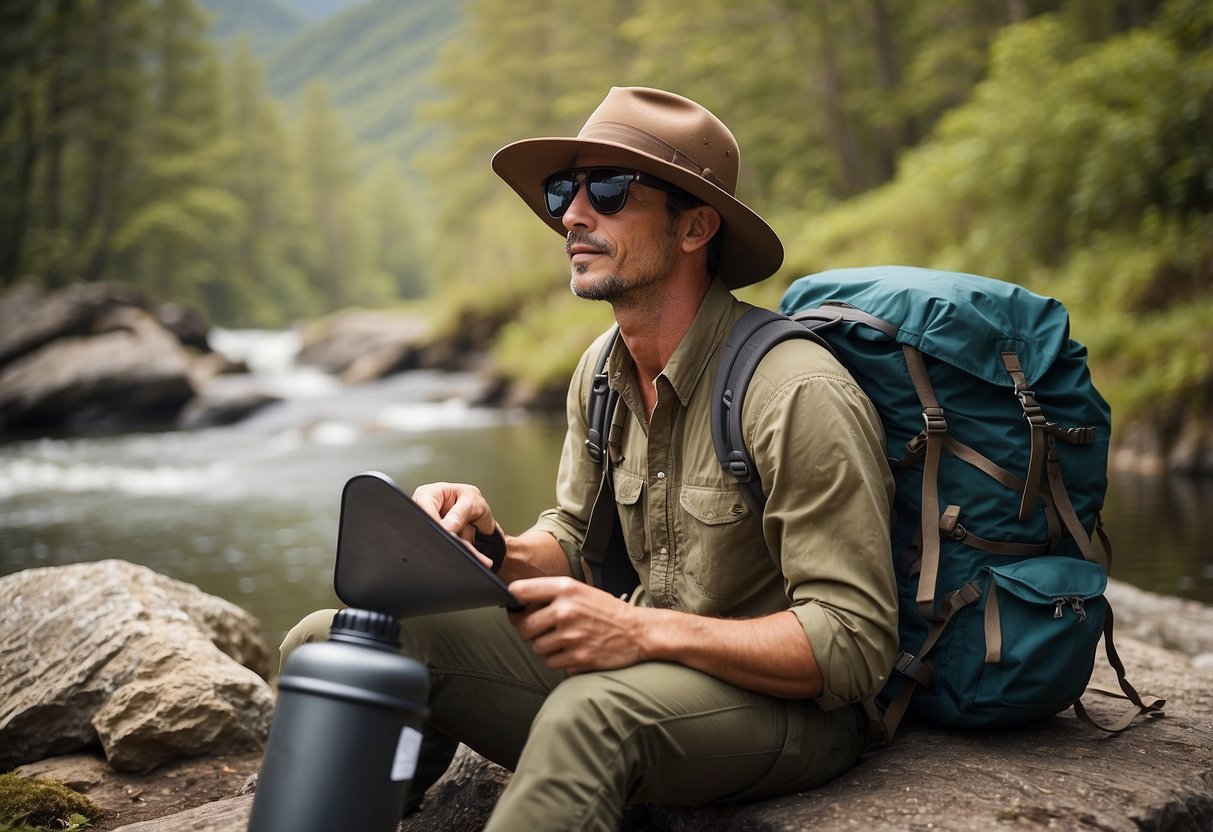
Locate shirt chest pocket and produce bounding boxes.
[678,485,770,600]
[611,470,646,567]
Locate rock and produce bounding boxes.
[14,750,263,830]
[1106,578,1213,658]
[398,744,511,831]
[177,378,282,430]
[111,795,256,831]
[0,282,149,370]
[155,301,211,352]
[18,577,1213,831]
[406,635,1213,831]
[0,304,196,436]
[296,310,430,383]
[83,630,1213,832]
[0,560,273,773]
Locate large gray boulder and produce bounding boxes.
[0,282,151,368]
[0,560,273,773]
[0,283,202,436]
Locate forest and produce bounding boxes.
[1,0,1209,433]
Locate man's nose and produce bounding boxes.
[561,182,595,230]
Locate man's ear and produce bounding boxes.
[681,206,722,254]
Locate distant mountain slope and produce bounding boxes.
[266,0,460,166]
[198,0,310,58]
[291,0,371,21]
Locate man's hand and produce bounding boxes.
[512,576,824,698]
[508,577,645,674]
[412,481,500,570]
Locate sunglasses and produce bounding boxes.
[542,167,682,218]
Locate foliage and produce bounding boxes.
[408,0,1209,428]
[0,0,424,327]
[774,4,1212,426]
[2,0,1209,428]
[0,773,102,832]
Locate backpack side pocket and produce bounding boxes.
[979,556,1108,720]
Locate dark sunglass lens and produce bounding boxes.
[544,175,577,217]
[586,171,631,214]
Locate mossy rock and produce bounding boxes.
[0,772,103,831]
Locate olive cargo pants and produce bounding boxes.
[280,606,865,831]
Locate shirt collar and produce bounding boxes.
[608,278,740,408]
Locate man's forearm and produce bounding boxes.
[638,607,823,699]
[499,528,574,581]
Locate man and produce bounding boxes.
[282,86,898,830]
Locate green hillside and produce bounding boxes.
[265,0,460,167]
[197,0,309,58]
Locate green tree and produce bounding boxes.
[217,37,319,325]
[363,157,427,300]
[295,80,387,313]
[0,0,152,288]
[112,0,242,311]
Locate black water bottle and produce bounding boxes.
[248,608,430,832]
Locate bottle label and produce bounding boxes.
[391,726,423,782]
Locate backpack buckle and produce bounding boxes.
[922,406,947,434]
[894,651,934,688]
[726,451,753,483]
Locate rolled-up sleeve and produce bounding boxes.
[745,341,899,710]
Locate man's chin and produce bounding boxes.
[570,272,623,302]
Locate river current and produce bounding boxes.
[1,330,1210,657]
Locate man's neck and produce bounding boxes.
[613,272,712,389]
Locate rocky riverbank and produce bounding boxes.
[2,280,1211,476]
[2,561,1212,831]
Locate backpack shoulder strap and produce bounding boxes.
[581,325,641,597]
[710,307,835,516]
[586,325,621,465]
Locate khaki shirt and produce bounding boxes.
[532,279,898,710]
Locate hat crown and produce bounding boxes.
[578,87,739,196]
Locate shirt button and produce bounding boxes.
[656,471,666,479]
[659,547,668,555]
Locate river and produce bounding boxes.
[1,330,1210,658]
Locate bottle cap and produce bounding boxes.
[328,608,401,649]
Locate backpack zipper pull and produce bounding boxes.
[1069,596,1087,622]
[1053,598,1065,619]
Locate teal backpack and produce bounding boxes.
[727,266,1163,739]
[585,265,1164,741]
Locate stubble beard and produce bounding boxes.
[570,263,628,302]
[566,229,678,304]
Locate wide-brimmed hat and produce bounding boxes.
[491,86,783,289]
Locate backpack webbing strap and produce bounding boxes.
[1072,604,1165,732]
[939,505,1053,558]
[581,326,639,597]
[1045,438,1106,568]
[872,581,983,744]
[901,344,948,621]
[1002,352,1049,523]
[711,307,835,517]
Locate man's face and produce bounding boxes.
[557,154,681,303]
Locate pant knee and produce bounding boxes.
[278,608,338,673]
[531,673,643,751]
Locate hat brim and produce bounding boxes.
[492,137,783,289]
